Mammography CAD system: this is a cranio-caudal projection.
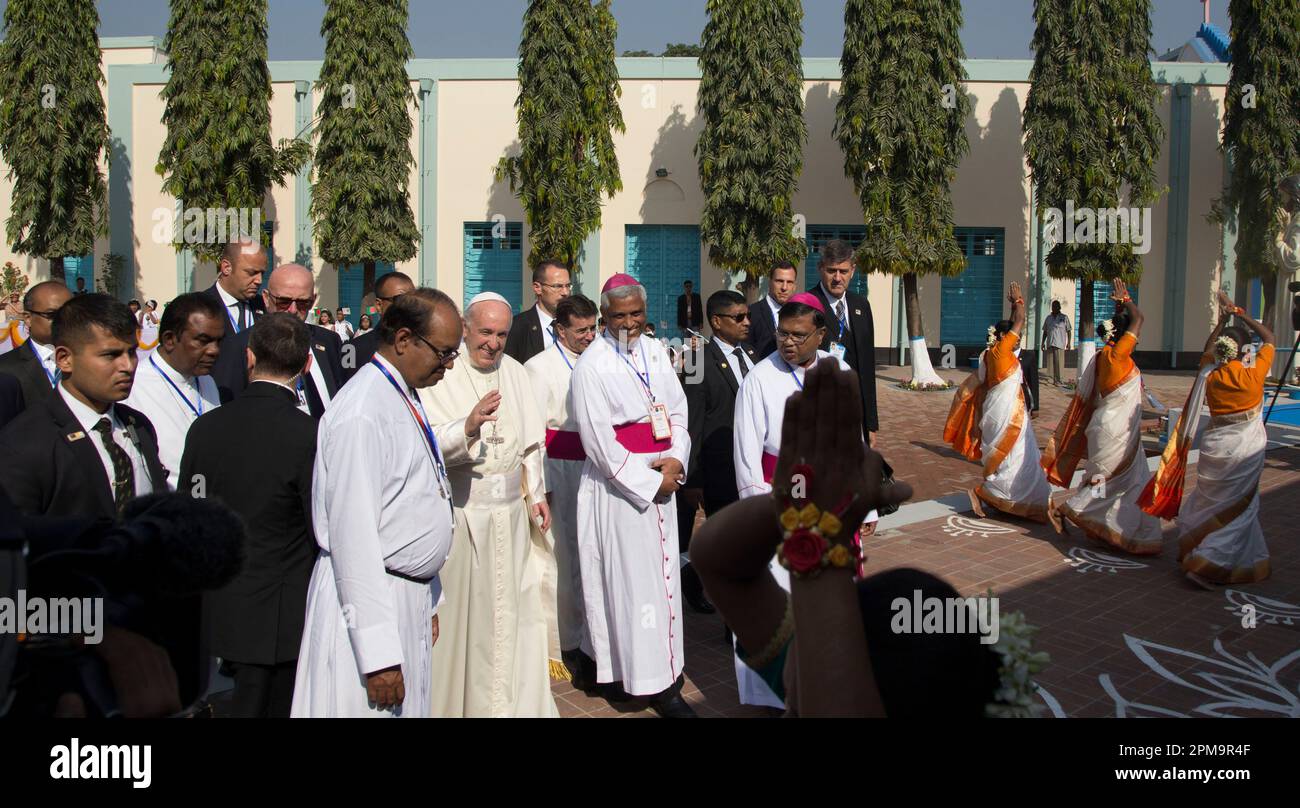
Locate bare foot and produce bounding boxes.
[1047,499,1065,534]
[967,488,987,518]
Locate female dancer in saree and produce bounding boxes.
[1042,280,1162,553]
[944,283,1052,523]
[1139,290,1274,587]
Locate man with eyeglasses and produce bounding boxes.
[731,292,877,709]
[0,280,74,412]
[294,288,492,717]
[213,264,345,420]
[342,271,415,383]
[504,260,571,365]
[524,294,600,692]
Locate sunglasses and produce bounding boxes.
[267,294,317,312]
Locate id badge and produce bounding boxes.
[649,402,671,440]
[829,342,847,362]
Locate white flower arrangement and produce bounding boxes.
[1097,319,1115,343]
[986,609,1051,718]
[1214,335,1239,364]
[985,325,997,348]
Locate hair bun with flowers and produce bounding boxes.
[985,325,997,349]
[1097,319,1115,342]
[1214,335,1239,364]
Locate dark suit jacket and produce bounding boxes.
[810,284,879,434]
[746,296,780,360]
[0,339,57,411]
[504,304,547,366]
[202,283,263,405]
[676,293,703,331]
[684,339,756,510]
[342,328,380,384]
[0,372,24,432]
[215,323,343,419]
[0,394,168,519]
[181,381,318,665]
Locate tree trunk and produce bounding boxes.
[902,273,945,386]
[363,260,376,298]
[49,256,65,282]
[1077,279,1096,375]
[736,269,760,303]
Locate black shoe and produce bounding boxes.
[650,693,698,718]
[680,563,716,614]
[563,649,598,693]
[598,682,634,703]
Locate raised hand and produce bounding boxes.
[1215,289,1235,318]
[1008,282,1023,305]
[1110,278,1129,302]
[465,390,501,438]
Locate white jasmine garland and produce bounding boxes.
[986,325,997,349]
[1097,319,1115,342]
[1214,335,1239,364]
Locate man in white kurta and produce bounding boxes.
[524,294,600,688]
[292,288,473,717]
[418,293,557,718]
[123,293,225,490]
[570,274,694,717]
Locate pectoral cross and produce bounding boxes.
[485,425,504,458]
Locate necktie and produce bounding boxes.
[93,417,136,513]
[236,300,249,331]
[834,300,848,338]
[732,347,750,379]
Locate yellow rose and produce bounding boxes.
[780,507,801,532]
[818,511,842,537]
[798,503,821,527]
[827,544,852,567]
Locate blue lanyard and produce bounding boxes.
[555,339,575,371]
[150,356,203,417]
[780,357,806,390]
[612,336,654,401]
[371,358,448,482]
[225,301,247,333]
[30,341,59,386]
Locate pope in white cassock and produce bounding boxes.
[123,293,225,490]
[418,292,558,718]
[732,292,874,708]
[292,289,487,717]
[524,293,601,689]
[570,274,697,718]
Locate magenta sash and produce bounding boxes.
[614,422,671,454]
[545,428,587,461]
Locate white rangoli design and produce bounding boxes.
[1224,589,1300,626]
[1098,635,1300,718]
[941,514,1018,538]
[1063,547,1149,575]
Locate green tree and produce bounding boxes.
[621,49,655,57]
[157,0,310,265]
[312,0,421,295]
[696,0,806,291]
[834,0,970,386]
[0,0,110,282]
[661,43,703,57]
[1214,0,1300,321]
[498,0,624,273]
[1023,0,1162,369]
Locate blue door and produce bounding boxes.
[940,228,1005,346]
[1074,279,1140,341]
[464,221,523,313]
[624,225,700,337]
[337,261,396,328]
[64,255,94,294]
[804,225,868,297]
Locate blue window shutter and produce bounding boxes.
[940,229,1005,346]
[624,225,700,336]
[1075,279,1140,340]
[463,222,523,313]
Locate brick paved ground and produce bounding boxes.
[554,364,1300,718]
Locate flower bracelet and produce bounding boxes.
[773,464,862,578]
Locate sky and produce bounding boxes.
[0,0,1233,61]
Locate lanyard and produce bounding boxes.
[612,336,654,402]
[30,341,59,386]
[225,299,249,333]
[150,356,203,417]
[371,359,448,482]
[555,338,575,371]
[779,357,807,390]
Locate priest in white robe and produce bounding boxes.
[123,292,225,490]
[292,288,483,718]
[732,292,874,708]
[570,274,696,718]
[418,292,558,718]
[524,293,601,689]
